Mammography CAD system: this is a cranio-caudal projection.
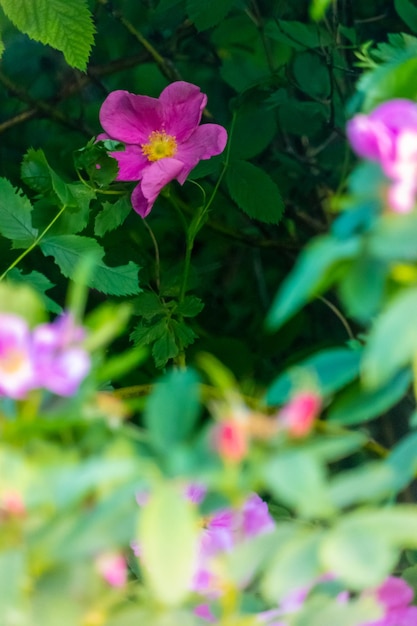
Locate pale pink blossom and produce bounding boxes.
[96,552,127,588]
[99,81,227,217]
[278,392,321,438]
[347,99,417,213]
[32,313,90,396]
[362,576,417,626]
[213,419,248,462]
[0,314,36,399]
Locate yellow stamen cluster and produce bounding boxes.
[141,130,177,162]
[1,349,26,374]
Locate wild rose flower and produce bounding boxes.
[347,99,417,213]
[278,392,321,438]
[32,313,91,396]
[0,314,36,399]
[99,81,228,217]
[213,419,248,463]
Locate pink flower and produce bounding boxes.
[32,313,91,396]
[361,577,417,626]
[347,99,417,212]
[278,392,321,438]
[0,314,35,399]
[96,552,127,588]
[0,490,26,519]
[99,81,228,217]
[213,419,248,463]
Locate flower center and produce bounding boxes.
[141,130,177,162]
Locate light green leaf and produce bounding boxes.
[0,177,37,247]
[362,287,417,388]
[8,268,61,314]
[138,483,199,605]
[226,160,284,224]
[267,235,359,329]
[368,213,417,261]
[0,0,95,70]
[266,347,361,405]
[94,197,131,237]
[328,370,411,425]
[310,0,334,21]
[263,451,334,519]
[40,234,141,296]
[186,0,235,30]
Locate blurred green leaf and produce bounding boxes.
[144,368,201,449]
[138,483,199,605]
[395,0,417,33]
[186,0,235,31]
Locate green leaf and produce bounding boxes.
[266,235,360,330]
[362,287,417,388]
[358,56,417,112]
[0,177,37,247]
[138,483,199,605]
[293,52,330,99]
[133,292,166,320]
[40,235,141,296]
[152,328,179,367]
[395,0,417,33]
[385,430,417,492]
[8,268,61,314]
[94,197,131,237]
[369,213,417,261]
[266,347,361,405]
[310,0,334,21]
[226,160,284,224]
[186,0,235,30]
[175,295,204,318]
[262,529,323,604]
[265,20,333,49]
[328,462,399,509]
[0,0,95,70]
[328,370,412,425]
[21,148,79,208]
[263,451,334,519]
[144,368,201,449]
[229,106,277,161]
[338,255,386,322]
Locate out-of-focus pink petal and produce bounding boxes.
[241,493,275,537]
[175,124,228,184]
[110,145,149,181]
[100,90,163,144]
[388,180,416,213]
[0,314,35,399]
[160,81,207,142]
[185,483,207,505]
[376,577,414,610]
[368,99,417,129]
[346,116,393,162]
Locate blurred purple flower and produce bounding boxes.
[362,576,417,626]
[32,313,90,396]
[0,314,35,399]
[347,99,417,213]
[99,81,228,217]
[96,552,127,588]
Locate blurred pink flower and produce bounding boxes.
[362,576,417,626]
[213,419,248,463]
[96,552,127,588]
[0,314,35,399]
[347,99,417,213]
[278,392,321,438]
[99,81,228,217]
[32,313,91,396]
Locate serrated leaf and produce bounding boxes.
[21,148,78,208]
[130,319,167,346]
[0,0,95,70]
[176,295,204,318]
[186,0,235,30]
[94,197,131,237]
[40,235,140,296]
[138,483,199,605]
[171,319,197,349]
[152,327,178,367]
[226,160,284,224]
[133,292,166,320]
[0,177,38,247]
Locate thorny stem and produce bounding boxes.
[0,204,68,281]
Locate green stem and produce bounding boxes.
[0,204,67,281]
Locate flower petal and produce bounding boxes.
[368,98,417,129]
[99,90,163,144]
[160,81,208,142]
[175,123,228,184]
[110,145,149,181]
[131,158,185,217]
